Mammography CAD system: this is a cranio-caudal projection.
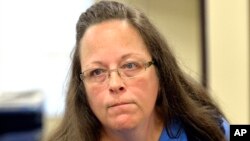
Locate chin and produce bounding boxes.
[109,115,140,130]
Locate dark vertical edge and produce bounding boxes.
[199,0,208,88]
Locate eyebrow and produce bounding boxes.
[121,53,144,60]
[84,61,105,69]
[84,53,145,68]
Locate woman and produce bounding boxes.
[48,1,229,141]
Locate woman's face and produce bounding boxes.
[79,20,159,131]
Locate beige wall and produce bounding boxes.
[146,0,202,82]
[207,0,249,124]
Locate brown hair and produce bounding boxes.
[48,1,227,141]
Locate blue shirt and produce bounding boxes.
[159,118,230,141]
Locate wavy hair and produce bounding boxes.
[48,1,226,141]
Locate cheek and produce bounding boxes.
[128,70,159,108]
[135,69,159,93]
[84,83,107,113]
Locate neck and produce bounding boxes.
[101,112,163,141]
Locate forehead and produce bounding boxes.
[79,20,151,65]
[82,20,139,43]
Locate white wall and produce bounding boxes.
[0,0,93,117]
[207,0,249,124]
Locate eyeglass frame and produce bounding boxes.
[79,61,154,83]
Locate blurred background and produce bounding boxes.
[0,0,249,140]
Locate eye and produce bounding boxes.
[121,62,140,70]
[89,68,106,77]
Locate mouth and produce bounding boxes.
[108,102,135,108]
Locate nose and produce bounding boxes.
[108,70,125,94]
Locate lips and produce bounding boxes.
[107,101,135,108]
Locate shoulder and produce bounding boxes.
[159,120,187,141]
[159,118,230,141]
[221,118,230,141]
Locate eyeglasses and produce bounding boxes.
[80,61,154,83]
